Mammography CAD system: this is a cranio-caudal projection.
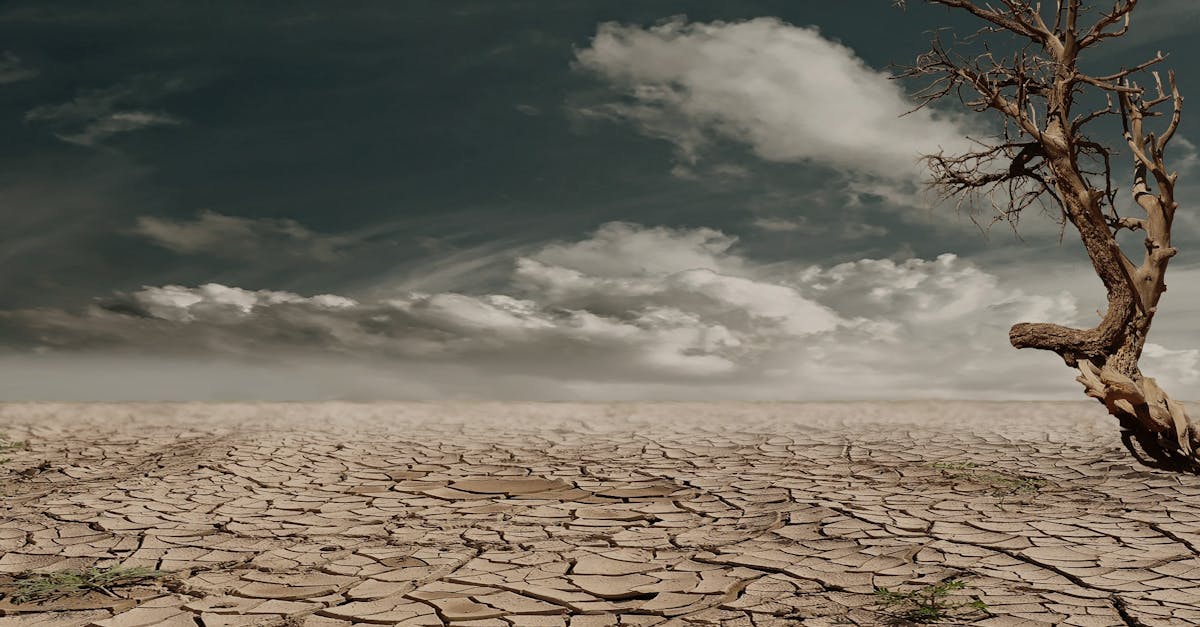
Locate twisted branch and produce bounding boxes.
[898,0,1196,467]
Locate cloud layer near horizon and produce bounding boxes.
[9,221,1192,401]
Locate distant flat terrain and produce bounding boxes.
[1,401,1199,626]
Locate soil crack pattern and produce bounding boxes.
[1,401,1199,626]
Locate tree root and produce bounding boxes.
[1076,359,1200,472]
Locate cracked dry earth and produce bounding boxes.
[2,402,1200,627]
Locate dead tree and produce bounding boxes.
[898,0,1198,470]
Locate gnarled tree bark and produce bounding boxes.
[898,0,1198,470]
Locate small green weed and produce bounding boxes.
[0,436,27,465]
[874,579,988,623]
[12,566,168,603]
[930,461,978,471]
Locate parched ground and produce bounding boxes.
[1,401,1199,627]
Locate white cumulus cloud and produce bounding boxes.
[1142,343,1200,389]
[573,17,977,182]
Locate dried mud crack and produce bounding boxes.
[1,401,1199,626]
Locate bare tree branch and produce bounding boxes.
[924,0,1051,41]
[897,0,1198,468]
[1079,0,1137,48]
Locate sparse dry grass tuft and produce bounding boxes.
[12,566,169,604]
[930,460,1047,495]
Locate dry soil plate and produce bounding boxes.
[1,401,1198,626]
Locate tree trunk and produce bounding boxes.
[1015,311,1199,470]
[902,0,1196,470]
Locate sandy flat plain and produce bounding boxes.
[1,401,1199,627]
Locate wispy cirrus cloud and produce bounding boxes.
[131,210,350,262]
[752,216,888,240]
[0,51,37,84]
[24,75,187,146]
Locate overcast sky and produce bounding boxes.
[2,1,1200,401]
